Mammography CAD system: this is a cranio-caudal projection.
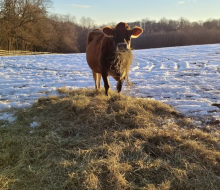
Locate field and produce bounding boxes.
[0,44,220,189]
[1,44,220,119]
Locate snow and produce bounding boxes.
[0,44,220,123]
[0,112,16,123]
[30,122,39,128]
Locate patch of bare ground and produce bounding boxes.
[0,88,220,190]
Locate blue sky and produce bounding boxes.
[50,0,220,25]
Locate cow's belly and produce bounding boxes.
[86,45,101,74]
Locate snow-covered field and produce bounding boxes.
[1,44,220,122]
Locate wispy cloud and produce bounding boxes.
[178,0,197,4]
[72,4,90,8]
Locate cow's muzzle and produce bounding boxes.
[117,42,129,51]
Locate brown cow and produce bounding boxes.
[86,22,143,96]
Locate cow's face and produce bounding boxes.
[103,22,143,51]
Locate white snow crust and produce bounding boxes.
[1,44,220,121]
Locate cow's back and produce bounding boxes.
[86,29,104,73]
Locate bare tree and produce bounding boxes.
[48,14,79,53]
[0,0,52,50]
[76,16,97,52]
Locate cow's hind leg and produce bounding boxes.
[93,72,102,90]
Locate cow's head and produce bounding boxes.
[102,22,143,51]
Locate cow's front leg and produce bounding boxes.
[112,74,125,94]
[116,78,125,93]
[102,73,110,96]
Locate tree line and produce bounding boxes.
[129,17,220,49]
[1,0,220,53]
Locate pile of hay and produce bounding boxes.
[0,88,220,190]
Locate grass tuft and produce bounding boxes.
[0,88,220,189]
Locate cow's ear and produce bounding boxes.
[103,27,114,37]
[131,26,143,38]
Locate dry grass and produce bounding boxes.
[0,88,220,190]
[0,49,53,56]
